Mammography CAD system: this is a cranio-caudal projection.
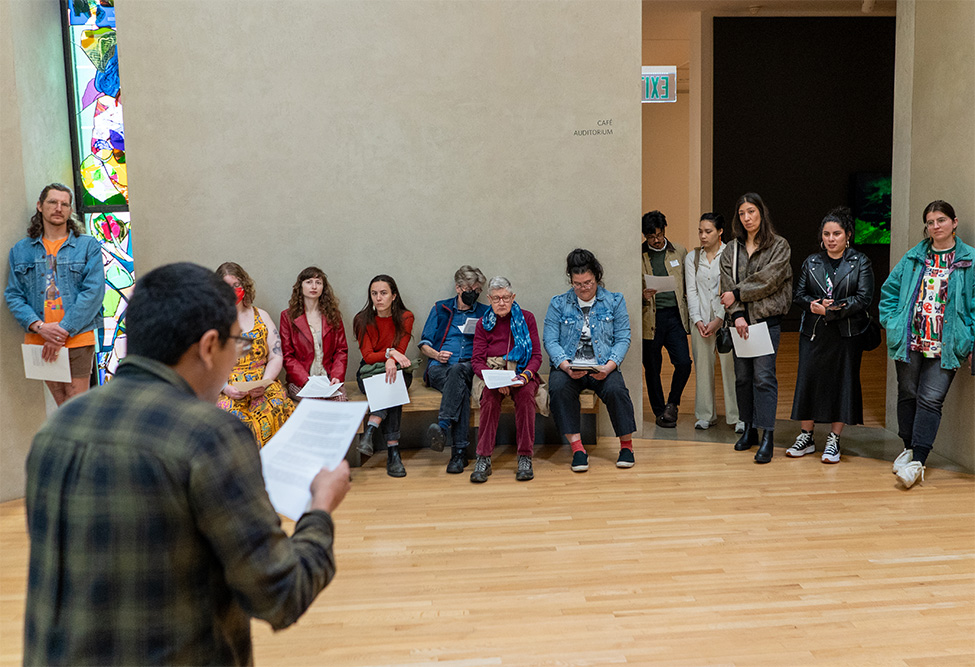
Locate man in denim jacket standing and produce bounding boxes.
[544,248,638,472]
[5,183,104,406]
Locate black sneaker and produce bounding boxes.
[470,455,492,483]
[427,422,448,452]
[515,455,534,481]
[655,402,678,428]
[571,451,589,472]
[446,449,468,474]
[616,448,635,468]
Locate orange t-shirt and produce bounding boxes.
[24,236,96,348]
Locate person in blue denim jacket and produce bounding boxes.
[5,183,104,405]
[418,265,490,474]
[543,248,637,472]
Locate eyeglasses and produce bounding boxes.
[571,279,596,290]
[925,215,952,227]
[228,335,253,357]
[489,294,514,304]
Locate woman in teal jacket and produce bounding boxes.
[878,200,974,489]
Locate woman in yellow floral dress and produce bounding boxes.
[215,262,294,446]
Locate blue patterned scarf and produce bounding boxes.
[481,301,532,374]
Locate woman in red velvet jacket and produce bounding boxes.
[279,267,349,400]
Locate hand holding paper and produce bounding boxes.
[481,369,519,389]
[362,370,410,411]
[644,274,678,293]
[22,344,70,383]
[297,375,341,399]
[730,321,774,357]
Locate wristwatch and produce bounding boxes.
[385,348,394,360]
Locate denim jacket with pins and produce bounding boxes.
[5,232,104,336]
[543,285,631,369]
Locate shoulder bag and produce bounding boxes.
[715,243,737,354]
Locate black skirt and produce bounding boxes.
[791,321,864,425]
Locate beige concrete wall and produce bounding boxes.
[890,0,975,471]
[115,0,643,437]
[0,0,74,501]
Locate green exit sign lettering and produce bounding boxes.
[642,66,677,103]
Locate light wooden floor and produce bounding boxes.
[2,440,973,666]
[652,330,889,428]
[3,333,973,665]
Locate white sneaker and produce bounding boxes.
[821,432,841,464]
[786,431,815,458]
[694,419,711,430]
[892,449,913,475]
[896,461,924,488]
[734,421,745,434]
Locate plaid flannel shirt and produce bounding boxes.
[24,355,337,666]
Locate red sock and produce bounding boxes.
[569,438,585,453]
[619,439,633,451]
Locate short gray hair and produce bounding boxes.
[487,276,512,293]
[454,265,486,288]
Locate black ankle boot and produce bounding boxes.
[734,424,759,451]
[386,446,406,477]
[358,422,379,457]
[754,430,774,464]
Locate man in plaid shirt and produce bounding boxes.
[23,262,351,665]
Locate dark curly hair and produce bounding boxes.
[287,266,342,328]
[565,248,604,285]
[28,183,84,239]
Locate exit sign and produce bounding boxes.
[642,66,676,103]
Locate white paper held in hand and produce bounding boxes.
[456,317,479,335]
[730,321,775,357]
[481,369,519,389]
[643,274,678,292]
[362,369,411,411]
[260,399,367,520]
[21,344,71,383]
[297,374,340,399]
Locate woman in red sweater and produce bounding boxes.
[353,274,414,477]
[279,267,348,400]
[470,276,542,483]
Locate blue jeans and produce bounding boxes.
[895,351,956,464]
[732,322,781,431]
[642,306,692,416]
[549,368,637,439]
[426,361,473,447]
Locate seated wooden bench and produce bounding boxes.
[341,375,599,466]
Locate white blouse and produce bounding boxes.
[684,242,727,324]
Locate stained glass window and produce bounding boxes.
[64,0,132,382]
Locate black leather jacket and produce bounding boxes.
[794,248,874,339]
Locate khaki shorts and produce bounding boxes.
[68,345,95,379]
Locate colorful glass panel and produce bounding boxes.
[67,1,127,207]
[84,212,133,383]
[66,0,132,383]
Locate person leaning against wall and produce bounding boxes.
[641,210,692,428]
[880,200,974,490]
[684,212,741,433]
[787,207,874,465]
[719,192,793,464]
[4,183,105,406]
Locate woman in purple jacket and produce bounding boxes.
[470,276,542,484]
